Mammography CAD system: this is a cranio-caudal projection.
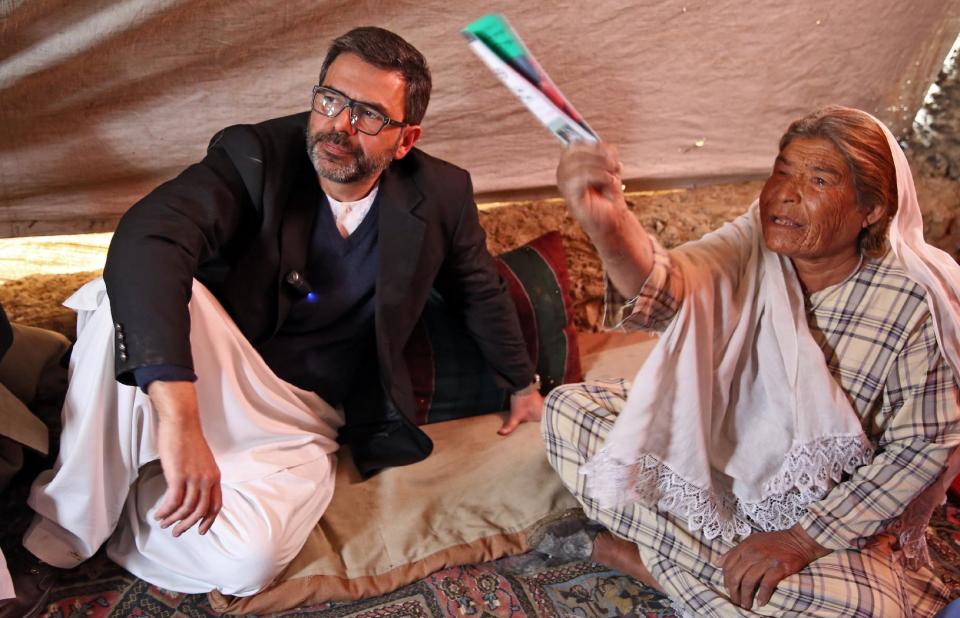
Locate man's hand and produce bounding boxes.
[717,523,830,610]
[148,381,222,537]
[499,385,544,435]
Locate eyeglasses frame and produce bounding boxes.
[311,85,408,136]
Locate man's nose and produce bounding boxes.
[334,105,358,135]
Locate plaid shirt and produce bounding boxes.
[604,238,960,550]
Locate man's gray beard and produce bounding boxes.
[306,130,395,184]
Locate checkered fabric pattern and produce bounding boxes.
[543,244,959,617]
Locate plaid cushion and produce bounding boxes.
[405,231,582,424]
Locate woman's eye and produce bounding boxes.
[814,177,826,187]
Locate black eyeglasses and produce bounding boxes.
[311,85,408,136]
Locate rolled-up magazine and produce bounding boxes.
[463,14,599,146]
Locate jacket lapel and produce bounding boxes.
[275,154,320,332]
[376,160,425,355]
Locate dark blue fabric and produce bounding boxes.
[133,364,197,393]
[256,194,380,407]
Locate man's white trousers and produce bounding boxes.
[23,279,343,596]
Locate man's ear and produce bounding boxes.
[393,125,422,160]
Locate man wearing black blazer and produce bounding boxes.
[3,27,540,611]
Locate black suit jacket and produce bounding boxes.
[104,112,533,474]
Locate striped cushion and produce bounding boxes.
[405,231,582,424]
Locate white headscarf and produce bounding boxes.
[582,111,960,553]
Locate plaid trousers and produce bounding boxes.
[542,379,951,617]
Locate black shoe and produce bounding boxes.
[348,417,434,479]
[0,546,63,618]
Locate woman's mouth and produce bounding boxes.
[771,215,801,228]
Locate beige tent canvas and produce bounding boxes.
[1,0,958,237]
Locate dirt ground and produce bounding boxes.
[4,166,956,339]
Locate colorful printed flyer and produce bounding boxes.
[463,14,599,145]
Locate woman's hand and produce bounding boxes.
[556,142,653,298]
[556,142,627,236]
[717,524,830,610]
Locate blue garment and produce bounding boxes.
[133,364,196,391]
[936,599,960,618]
[257,193,379,406]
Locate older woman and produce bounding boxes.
[544,106,960,616]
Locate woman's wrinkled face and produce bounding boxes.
[759,137,865,262]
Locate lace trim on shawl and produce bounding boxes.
[581,435,874,543]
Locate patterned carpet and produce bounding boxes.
[36,551,677,618]
[1,460,678,618]
[5,490,958,617]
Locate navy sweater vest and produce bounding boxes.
[257,194,379,406]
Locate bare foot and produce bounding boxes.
[591,531,665,593]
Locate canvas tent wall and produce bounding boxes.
[1,0,958,237]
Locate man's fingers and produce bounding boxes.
[198,486,223,535]
[160,483,200,528]
[498,414,521,436]
[172,484,211,537]
[155,482,185,521]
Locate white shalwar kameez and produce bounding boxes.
[23,279,343,596]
